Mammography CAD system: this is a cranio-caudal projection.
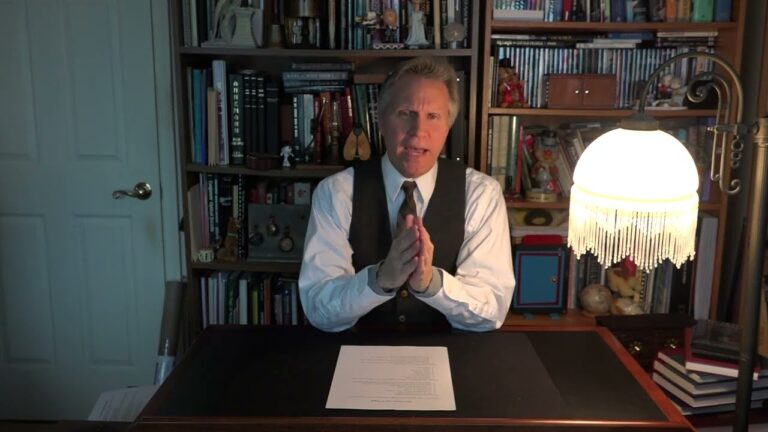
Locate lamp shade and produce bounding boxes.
[568,127,700,271]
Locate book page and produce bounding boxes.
[326,345,456,411]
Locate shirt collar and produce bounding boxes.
[381,155,438,204]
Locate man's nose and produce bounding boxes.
[409,115,428,136]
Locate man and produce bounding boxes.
[298,57,515,332]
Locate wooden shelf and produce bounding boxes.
[507,198,570,209]
[506,198,721,211]
[503,309,596,327]
[186,164,343,178]
[178,47,475,58]
[191,260,301,273]
[490,21,737,33]
[488,108,718,118]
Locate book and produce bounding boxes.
[654,359,768,395]
[282,71,350,81]
[665,391,764,415]
[657,350,727,383]
[692,216,718,319]
[653,373,768,407]
[227,73,245,165]
[692,0,714,22]
[713,0,731,21]
[493,9,545,21]
[212,59,229,165]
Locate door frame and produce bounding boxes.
[151,0,183,280]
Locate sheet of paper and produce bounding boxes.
[88,385,158,421]
[326,345,456,411]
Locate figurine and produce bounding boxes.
[669,76,687,107]
[358,11,381,46]
[280,145,293,168]
[216,217,241,262]
[656,74,673,100]
[405,0,429,48]
[652,74,687,108]
[382,8,399,43]
[211,0,240,42]
[497,59,527,108]
[530,131,560,195]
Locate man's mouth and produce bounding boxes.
[405,147,428,156]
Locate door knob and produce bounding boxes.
[113,182,152,200]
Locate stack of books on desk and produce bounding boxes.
[652,322,768,415]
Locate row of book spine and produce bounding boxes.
[489,43,714,109]
[187,174,247,258]
[200,272,303,328]
[493,0,732,23]
[189,65,281,165]
[188,61,389,166]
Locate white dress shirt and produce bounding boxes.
[298,156,515,332]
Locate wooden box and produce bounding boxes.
[547,74,617,109]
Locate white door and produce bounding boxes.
[0,0,171,419]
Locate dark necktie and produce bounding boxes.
[396,181,417,234]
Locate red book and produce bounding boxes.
[340,87,353,140]
[312,94,323,163]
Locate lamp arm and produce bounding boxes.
[638,51,746,195]
[638,51,743,123]
[704,72,743,195]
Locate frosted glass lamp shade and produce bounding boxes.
[567,127,700,271]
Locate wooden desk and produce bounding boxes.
[135,326,692,431]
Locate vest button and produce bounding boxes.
[400,290,409,298]
[398,315,406,323]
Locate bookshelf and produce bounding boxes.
[170,0,481,331]
[477,0,747,321]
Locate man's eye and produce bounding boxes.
[397,110,410,117]
[428,113,440,120]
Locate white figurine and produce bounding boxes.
[280,145,293,168]
[405,0,429,48]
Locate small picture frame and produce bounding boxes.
[511,244,569,313]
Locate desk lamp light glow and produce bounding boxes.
[567,51,768,431]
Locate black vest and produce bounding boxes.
[349,158,466,330]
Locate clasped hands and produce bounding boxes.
[377,214,434,293]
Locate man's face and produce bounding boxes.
[380,75,451,178]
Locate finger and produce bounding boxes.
[391,226,419,253]
[416,223,432,260]
[395,241,421,268]
[404,214,416,229]
[403,256,419,274]
[408,256,429,290]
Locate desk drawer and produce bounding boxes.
[597,314,693,371]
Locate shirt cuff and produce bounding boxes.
[367,263,397,296]
[410,268,442,298]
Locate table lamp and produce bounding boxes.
[567,51,768,431]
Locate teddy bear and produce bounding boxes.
[497,58,527,108]
[606,257,644,315]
